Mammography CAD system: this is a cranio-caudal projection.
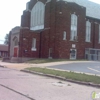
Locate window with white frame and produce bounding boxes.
[63,31,66,40]
[70,14,78,41]
[31,38,36,51]
[30,1,45,31]
[99,24,100,43]
[85,21,91,42]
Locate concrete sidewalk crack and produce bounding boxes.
[0,84,35,100]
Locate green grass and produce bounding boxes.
[26,67,100,84]
[26,58,87,64]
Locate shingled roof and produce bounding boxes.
[0,44,8,51]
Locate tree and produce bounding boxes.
[4,34,9,45]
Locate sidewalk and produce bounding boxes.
[0,66,99,100]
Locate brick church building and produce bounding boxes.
[8,0,100,61]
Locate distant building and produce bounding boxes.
[0,44,8,57]
[8,0,100,61]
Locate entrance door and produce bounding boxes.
[14,47,18,57]
[70,49,77,59]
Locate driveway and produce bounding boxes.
[0,67,100,100]
[48,61,100,75]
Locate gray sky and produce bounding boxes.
[0,0,100,44]
[0,0,29,44]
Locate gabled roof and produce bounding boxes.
[11,26,20,34]
[62,0,100,19]
[0,44,8,52]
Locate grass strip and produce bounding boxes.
[26,67,100,84]
[26,59,86,64]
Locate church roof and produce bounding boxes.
[62,0,100,19]
[11,26,20,34]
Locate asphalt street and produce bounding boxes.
[0,67,100,100]
[48,61,100,75]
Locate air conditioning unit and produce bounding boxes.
[74,36,78,41]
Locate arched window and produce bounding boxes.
[70,14,78,41]
[13,37,18,46]
[30,1,45,31]
[85,21,91,42]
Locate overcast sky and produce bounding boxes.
[0,0,100,44]
[0,0,29,44]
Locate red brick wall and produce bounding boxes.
[85,17,100,49]
[18,29,40,58]
[21,11,30,28]
[53,2,86,59]
[19,0,58,58]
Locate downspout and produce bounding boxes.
[48,0,52,58]
[54,0,58,58]
[39,32,42,58]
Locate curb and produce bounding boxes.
[21,69,100,88]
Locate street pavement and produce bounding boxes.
[0,85,30,100]
[0,60,100,75]
[48,61,100,75]
[0,67,100,100]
